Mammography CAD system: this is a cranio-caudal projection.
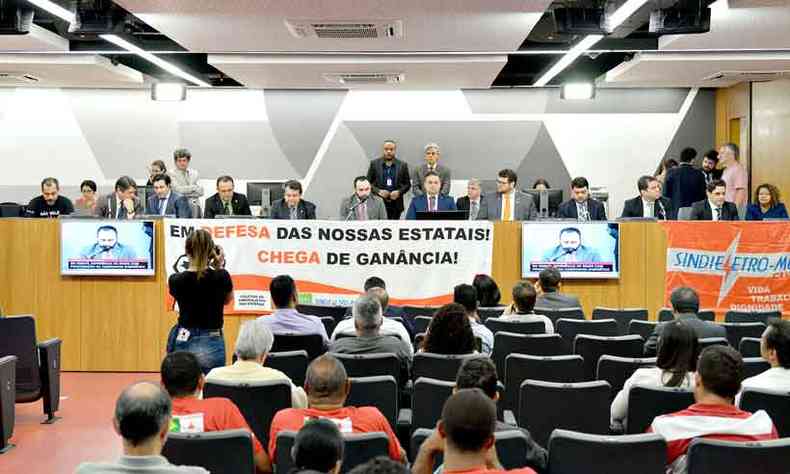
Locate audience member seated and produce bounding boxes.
[412,389,537,474]
[291,419,344,474]
[557,177,607,221]
[271,180,317,220]
[534,267,581,310]
[207,319,307,408]
[689,179,739,221]
[204,175,252,218]
[737,319,790,403]
[420,304,476,355]
[532,178,550,191]
[701,150,722,184]
[25,177,74,218]
[268,354,406,463]
[258,275,329,345]
[644,287,725,357]
[146,160,167,186]
[75,179,98,213]
[412,143,451,197]
[473,274,502,308]
[348,457,409,474]
[499,281,553,333]
[745,183,789,220]
[406,172,456,220]
[649,346,778,474]
[611,320,699,431]
[75,381,208,474]
[663,147,706,212]
[456,178,486,221]
[168,148,204,207]
[161,352,271,473]
[454,284,494,355]
[621,175,674,220]
[95,176,143,219]
[336,280,413,344]
[146,174,192,218]
[329,294,412,382]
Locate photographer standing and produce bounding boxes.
[167,229,233,373]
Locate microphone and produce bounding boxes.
[657,200,667,220]
[344,194,369,221]
[551,249,574,262]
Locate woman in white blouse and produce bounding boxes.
[611,320,700,431]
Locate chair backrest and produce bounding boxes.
[534,307,585,326]
[697,310,716,322]
[296,304,349,322]
[548,429,666,474]
[265,350,308,387]
[414,316,432,335]
[412,377,455,432]
[597,355,657,400]
[742,357,771,379]
[347,376,398,429]
[628,320,659,342]
[0,316,42,400]
[686,437,790,474]
[626,385,695,434]
[556,318,619,353]
[203,379,292,447]
[505,355,584,411]
[660,308,715,322]
[698,337,729,350]
[738,337,762,358]
[162,429,255,474]
[518,380,611,447]
[492,332,566,381]
[0,203,22,218]
[720,323,766,349]
[320,317,337,338]
[725,310,781,325]
[0,356,17,452]
[657,308,674,322]
[592,308,649,335]
[739,388,790,438]
[410,428,533,470]
[275,430,391,474]
[271,334,326,360]
[412,352,483,382]
[403,306,439,318]
[677,206,693,220]
[574,335,644,381]
[333,352,401,385]
[484,318,546,336]
[478,306,506,321]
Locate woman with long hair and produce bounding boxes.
[473,274,502,308]
[420,303,476,354]
[746,183,789,220]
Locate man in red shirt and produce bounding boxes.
[649,345,778,473]
[268,354,406,464]
[161,351,272,473]
[413,389,537,474]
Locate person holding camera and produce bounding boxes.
[167,229,233,373]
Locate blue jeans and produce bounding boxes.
[167,325,226,374]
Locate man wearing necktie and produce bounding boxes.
[271,180,317,220]
[405,172,457,219]
[456,179,487,220]
[484,169,537,221]
[145,174,192,218]
[202,176,252,219]
[339,176,387,220]
[689,179,740,221]
[557,177,608,221]
[94,176,143,219]
[412,142,451,197]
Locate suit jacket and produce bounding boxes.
[204,192,252,219]
[534,292,582,311]
[688,200,740,221]
[644,313,727,356]
[145,191,192,218]
[557,198,607,221]
[94,193,143,219]
[339,194,388,220]
[702,168,723,185]
[366,157,411,214]
[485,191,537,221]
[620,196,675,220]
[664,164,707,210]
[412,163,451,197]
[405,194,457,220]
[456,196,486,220]
[270,199,317,220]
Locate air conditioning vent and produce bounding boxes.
[703,70,790,83]
[322,72,404,85]
[0,72,40,84]
[285,19,403,39]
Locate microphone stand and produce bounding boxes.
[345,195,369,221]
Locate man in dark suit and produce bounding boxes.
[701,149,723,184]
[663,147,707,211]
[366,140,411,220]
[145,174,192,217]
[644,287,726,356]
[456,178,486,220]
[557,177,607,221]
[689,179,740,221]
[204,175,252,219]
[406,172,456,219]
[94,176,144,219]
[270,180,316,220]
[621,175,675,220]
[485,169,536,221]
[412,143,451,197]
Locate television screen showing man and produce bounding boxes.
[522,222,619,279]
[62,221,155,275]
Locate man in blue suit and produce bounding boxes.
[406,171,456,220]
[145,174,192,217]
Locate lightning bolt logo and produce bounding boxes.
[717,231,742,306]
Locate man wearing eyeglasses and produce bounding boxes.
[484,169,536,221]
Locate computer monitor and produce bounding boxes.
[416,210,468,221]
[137,185,155,204]
[247,182,286,205]
[523,189,563,218]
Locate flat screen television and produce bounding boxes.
[60,220,155,276]
[521,221,620,279]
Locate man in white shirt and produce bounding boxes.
[499,281,554,333]
[332,287,413,355]
[738,319,790,403]
[453,284,494,355]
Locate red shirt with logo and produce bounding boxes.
[171,397,264,455]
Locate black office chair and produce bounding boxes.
[686,437,790,474]
[719,322,766,349]
[592,308,649,336]
[518,380,611,447]
[414,316,432,335]
[626,385,695,434]
[504,354,584,411]
[548,429,666,474]
[556,318,618,353]
[412,352,482,382]
[725,310,781,325]
[403,306,439,319]
[596,355,657,401]
[0,356,16,454]
[320,317,337,338]
[333,353,402,386]
[162,429,255,474]
[738,337,762,358]
[402,377,454,432]
[296,304,349,322]
[658,308,715,322]
[573,334,644,381]
[742,357,771,379]
[698,337,729,350]
[628,320,659,342]
[271,333,326,360]
[0,316,62,423]
[410,428,534,470]
[534,307,585,326]
[275,430,391,474]
[484,318,546,336]
[347,376,398,429]
[478,306,506,321]
[739,388,790,438]
[265,350,308,387]
[0,203,22,218]
[203,379,291,447]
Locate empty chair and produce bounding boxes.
[320,317,337,338]
[265,350,308,387]
[162,429,254,474]
[504,355,584,410]
[0,316,62,423]
[484,318,545,336]
[296,304,349,321]
[720,323,766,349]
[275,430,391,474]
[0,356,16,454]
[403,306,439,319]
[410,428,535,470]
[347,376,398,429]
[698,337,729,350]
[534,307,585,327]
[626,385,695,434]
[412,352,482,382]
[333,353,402,385]
[414,316,432,335]
[400,377,455,434]
[686,437,790,474]
[739,337,762,358]
[203,379,291,446]
[492,332,564,377]
[478,306,506,321]
[597,355,657,399]
[556,318,618,353]
[0,203,22,217]
[592,308,649,336]
[548,429,666,474]
[725,310,781,325]
[518,380,611,447]
[574,335,644,381]
[742,357,771,379]
[739,388,790,438]
[271,333,326,360]
[658,308,715,322]
[629,320,659,342]
[677,206,693,220]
